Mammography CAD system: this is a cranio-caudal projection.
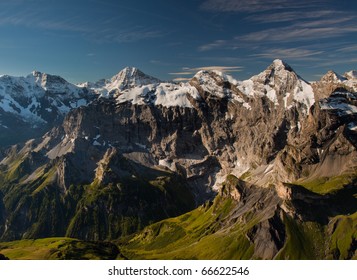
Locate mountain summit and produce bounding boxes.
[81,67,161,98]
[109,67,161,90]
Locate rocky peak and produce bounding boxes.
[191,70,229,98]
[343,70,357,92]
[26,70,80,95]
[313,70,357,100]
[30,70,43,77]
[192,69,237,87]
[271,59,294,72]
[109,67,161,90]
[219,175,246,201]
[237,59,314,113]
[262,59,297,85]
[344,70,357,80]
[320,70,346,84]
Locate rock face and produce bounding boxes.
[0,60,356,259]
[274,87,357,183]
[313,70,357,100]
[0,253,9,260]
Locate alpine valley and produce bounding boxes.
[0,60,356,260]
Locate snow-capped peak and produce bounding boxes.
[272,59,287,67]
[0,71,92,125]
[237,59,314,113]
[109,67,161,91]
[192,70,233,99]
[270,59,295,73]
[85,67,162,97]
[26,70,79,95]
[320,70,347,83]
[193,69,239,85]
[344,70,357,80]
[31,70,43,77]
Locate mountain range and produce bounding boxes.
[0,59,356,260]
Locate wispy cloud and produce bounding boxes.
[0,10,89,33]
[238,26,357,44]
[199,0,357,62]
[310,58,357,68]
[199,11,357,52]
[0,9,164,44]
[97,27,163,43]
[251,47,324,59]
[198,40,230,51]
[168,65,243,81]
[245,10,341,23]
[296,17,356,28]
[172,77,191,82]
[188,66,243,72]
[201,0,320,13]
[169,72,193,75]
[337,45,357,53]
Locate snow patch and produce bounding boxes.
[265,86,279,105]
[212,70,239,85]
[194,71,230,98]
[0,95,46,123]
[347,122,357,131]
[293,80,315,113]
[116,82,197,108]
[345,70,357,80]
[320,100,357,115]
[283,91,291,108]
[237,79,255,97]
[93,140,101,146]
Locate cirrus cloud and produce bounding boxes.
[201,0,320,13]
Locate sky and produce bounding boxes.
[0,0,356,83]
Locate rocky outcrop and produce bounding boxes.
[0,253,9,260]
[273,87,357,182]
[313,70,357,100]
[247,209,286,259]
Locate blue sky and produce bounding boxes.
[0,0,356,83]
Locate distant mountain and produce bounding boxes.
[0,60,356,259]
[78,67,161,98]
[0,71,94,146]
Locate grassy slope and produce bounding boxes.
[119,194,254,260]
[0,188,356,260]
[0,237,120,260]
[275,216,326,259]
[1,168,356,259]
[298,175,354,194]
[327,212,357,260]
[0,153,195,241]
[119,172,357,260]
